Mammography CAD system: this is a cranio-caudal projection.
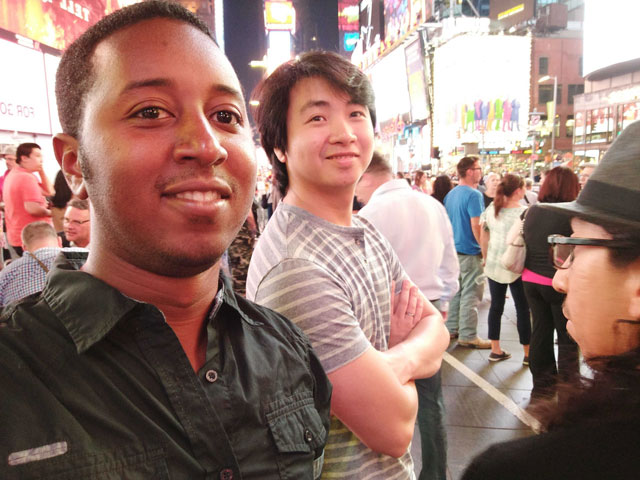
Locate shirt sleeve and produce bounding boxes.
[468,189,484,218]
[251,257,371,374]
[438,209,460,305]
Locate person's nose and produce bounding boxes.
[552,268,568,294]
[328,117,357,145]
[173,113,227,167]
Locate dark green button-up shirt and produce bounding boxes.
[0,252,331,479]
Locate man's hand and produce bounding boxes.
[389,280,424,347]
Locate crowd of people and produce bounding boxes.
[0,2,638,479]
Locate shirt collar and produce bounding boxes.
[370,178,412,200]
[43,252,257,354]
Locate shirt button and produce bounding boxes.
[219,468,233,480]
[205,370,218,383]
[304,428,313,443]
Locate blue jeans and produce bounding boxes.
[417,298,447,480]
[446,254,484,341]
[416,369,447,480]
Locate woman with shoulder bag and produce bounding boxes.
[480,174,531,364]
[522,167,580,400]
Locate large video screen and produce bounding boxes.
[0,0,136,51]
[583,0,640,78]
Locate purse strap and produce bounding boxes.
[27,252,50,273]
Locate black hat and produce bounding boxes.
[541,120,640,231]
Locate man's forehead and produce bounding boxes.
[88,18,240,97]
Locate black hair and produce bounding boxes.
[50,170,73,208]
[16,143,41,164]
[55,0,214,138]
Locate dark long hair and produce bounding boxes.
[538,166,580,203]
[432,175,452,205]
[50,170,73,208]
[493,174,523,217]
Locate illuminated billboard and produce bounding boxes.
[359,0,383,53]
[433,34,531,154]
[0,0,135,51]
[583,0,640,79]
[339,0,359,56]
[383,0,431,50]
[264,1,295,31]
[404,38,428,122]
[0,38,54,134]
[489,0,534,30]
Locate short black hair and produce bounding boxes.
[253,50,376,197]
[16,143,41,164]
[55,0,214,138]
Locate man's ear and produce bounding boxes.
[53,134,88,199]
[274,148,286,164]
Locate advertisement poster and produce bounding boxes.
[0,0,136,51]
[433,34,531,154]
[404,38,428,122]
[0,37,52,134]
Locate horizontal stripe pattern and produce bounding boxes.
[247,204,413,479]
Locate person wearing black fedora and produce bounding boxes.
[462,120,640,480]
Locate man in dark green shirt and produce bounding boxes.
[0,2,331,478]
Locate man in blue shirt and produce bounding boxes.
[444,157,491,348]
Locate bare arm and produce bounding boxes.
[480,224,489,263]
[24,201,51,217]
[471,216,482,247]
[382,288,449,384]
[328,349,418,458]
[37,167,54,197]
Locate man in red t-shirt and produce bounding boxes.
[3,143,54,256]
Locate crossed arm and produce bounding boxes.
[327,280,449,457]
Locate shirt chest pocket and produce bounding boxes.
[266,392,327,480]
[6,444,169,480]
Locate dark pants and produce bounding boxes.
[416,369,447,480]
[487,277,531,344]
[523,281,579,396]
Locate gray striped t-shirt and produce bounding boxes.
[247,203,414,480]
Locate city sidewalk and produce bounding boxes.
[411,283,537,480]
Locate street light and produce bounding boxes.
[538,74,558,160]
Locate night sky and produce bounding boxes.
[223,0,338,126]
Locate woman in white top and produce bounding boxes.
[480,174,531,363]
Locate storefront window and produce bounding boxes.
[566,115,574,138]
[587,108,611,143]
[622,102,640,131]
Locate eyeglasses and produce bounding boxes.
[63,218,90,226]
[547,234,633,269]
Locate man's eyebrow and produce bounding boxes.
[210,84,245,103]
[299,100,330,114]
[120,78,173,95]
[118,80,245,103]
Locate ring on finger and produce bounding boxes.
[406,312,415,317]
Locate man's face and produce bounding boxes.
[20,148,43,172]
[280,76,374,197]
[553,218,639,358]
[4,154,17,170]
[579,166,595,189]
[74,18,256,276]
[465,161,482,185]
[63,206,91,248]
